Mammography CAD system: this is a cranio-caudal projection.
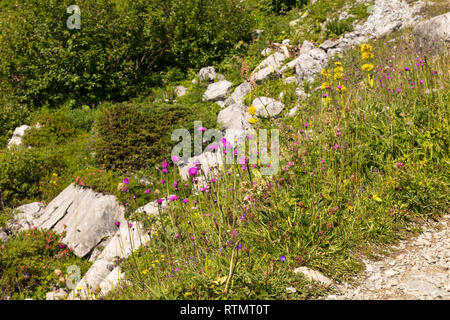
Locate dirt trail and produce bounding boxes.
[327,215,450,300]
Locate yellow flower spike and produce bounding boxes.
[361,52,374,60]
[334,61,342,66]
[321,82,330,90]
[333,72,343,80]
[334,66,343,73]
[320,69,330,79]
[360,43,372,53]
[361,64,374,72]
[248,105,256,115]
[249,117,258,124]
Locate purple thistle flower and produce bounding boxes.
[161,161,169,169]
[169,195,179,201]
[171,155,180,163]
[145,189,150,194]
[114,221,121,227]
[122,178,130,185]
[160,179,166,185]
[188,167,199,177]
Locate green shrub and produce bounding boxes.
[0,149,43,207]
[94,101,218,171]
[0,229,91,300]
[23,111,76,148]
[0,0,252,108]
[325,17,353,38]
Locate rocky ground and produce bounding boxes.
[327,214,449,300]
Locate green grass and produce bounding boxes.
[101,30,449,300]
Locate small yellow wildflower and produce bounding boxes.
[321,82,330,90]
[361,63,374,72]
[361,52,374,60]
[141,269,149,275]
[320,69,330,79]
[334,66,344,73]
[334,61,342,66]
[333,72,343,80]
[249,117,258,124]
[248,105,256,115]
[360,43,373,53]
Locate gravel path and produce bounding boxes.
[327,215,450,300]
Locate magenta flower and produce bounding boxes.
[397,162,404,169]
[188,167,198,177]
[198,127,207,132]
[114,221,121,227]
[171,155,180,163]
[304,121,308,128]
[182,198,189,204]
[333,144,340,151]
[162,168,168,174]
[169,195,179,201]
[128,223,133,228]
[162,161,169,169]
[145,189,150,194]
[160,179,166,185]
[122,178,130,185]
[157,198,163,205]
[208,143,219,151]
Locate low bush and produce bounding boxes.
[0,229,91,300]
[94,101,218,172]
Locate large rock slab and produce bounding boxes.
[35,184,125,258]
[252,97,285,118]
[203,80,233,101]
[414,12,450,50]
[68,199,166,299]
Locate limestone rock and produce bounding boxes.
[35,184,125,258]
[5,202,45,234]
[251,51,287,83]
[46,288,68,300]
[7,125,30,149]
[203,80,233,101]
[252,97,285,118]
[413,12,450,50]
[174,86,188,97]
[217,102,251,133]
[223,81,252,107]
[198,66,216,82]
[294,267,333,287]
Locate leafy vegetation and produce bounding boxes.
[0,229,91,300]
